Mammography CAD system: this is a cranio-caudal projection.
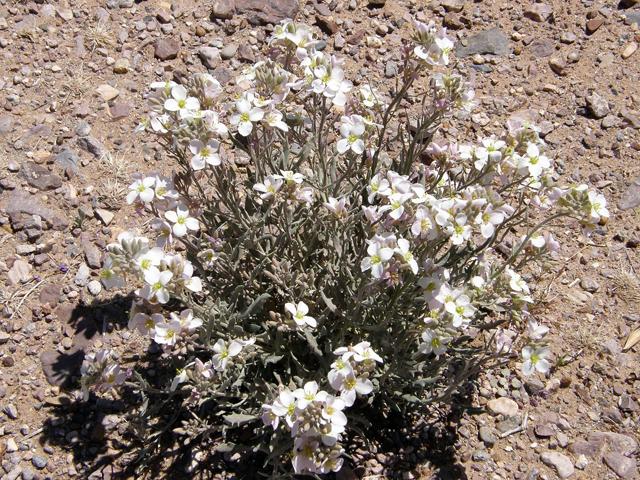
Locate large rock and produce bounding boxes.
[7,260,32,286]
[619,175,640,211]
[19,162,63,190]
[455,28,510,58]
[604,453,637,478]
[487,397,519,416]
[234,0,300,25]
[7,189,56,225]
[569,431,638,457]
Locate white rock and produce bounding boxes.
[74,263,91,287]
[541,452,575,479]
[575,454,588,470]
[96,84,120,101]
[87,280,102,296]
[487,397,519,417]
[5,438,18,452]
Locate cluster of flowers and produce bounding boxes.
[262,342,382,475]
[80,349,127,401]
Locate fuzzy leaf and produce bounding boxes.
[223,414,257,426]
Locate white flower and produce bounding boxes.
[506,268,530,295]
[293,381,327,409]
[170,309,202,334]
[337,115,365,154]
[418,329,451,356]
[189,139,221,170]
[367,173,390,202]
[134,247,164,274]
[352,342,383,363]
[587,190,609,222]
[447,294,475,328]
[211,339,243,371]
[165,204,199,238]
[170,369,187,391]
[517,143,550,178]
[154,319,182,346]
[139,268,173,304]
[361,241,394,279]
[153,176,178,202]
[324,196,349,218]
[381,192,413,221]
[150,79,178,92]
[202,110,228,135]
[253,175,284,200]
[164,85,200,119]
[394,238,419,274]
[285,301,317,328]
[264,109,289,131]
[128,312,163,336]
[271,389,298,428]
[100,257,124,290]
[338,372,373,407]
[359,85,383,108]
[521,346,550,376]
[126,177,155,204]
[230,98,264,136]
[201,249,220,266]
[449,213,472,245]
[411,206,437,240]
[475,205,505,239]
[277,170,305,184]
[527,319,549,340]
[321,395,347,429]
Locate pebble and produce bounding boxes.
[155,38,180,60]
[580,277,599,292]
[95,208,114,226]
[586,92,610,118]
[220,44,237,59]
[575,454,588,469]
[96,84,120,101]
[540,452,574,479]
[3,404,18,419]
[6,438,18,452]
[524,4,553,22]
[31,455,47,470]
[622,42,638,59]
[534,424,554,438]
[549,57,567,76]
[479,426,497,447]
[586,18,605,34]
[487,397,519,417]
[74,263,91,287]
[113,58,129,74]
[198,47,221,69]
[472,449,490,462]
[455,28,510,57]
[88,280,102,296]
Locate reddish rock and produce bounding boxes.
[154,38,180,60]
[569,431,638,457]
[19,162,63,191]
[604,453,637,479]
[347,29,367,45]
[586,18,605,34]
[237,44,255,62]
[316,15,338,35]
[524,4,553,22]
[109,104,133,120]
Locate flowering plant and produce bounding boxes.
[85,19,607,477]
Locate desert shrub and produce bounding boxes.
[83,19,608,477]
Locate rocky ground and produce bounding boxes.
[0,0,640,479]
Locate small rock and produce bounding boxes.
[155,38,180,61]
[7,260,32,286]
[156,10,172,23]
[549,57,567,76]
[19,162,63,190]
[6,438,18,452]
[540,452,574,479]
[456,28,510,57]
[96,84,120,101]
[586,18,605,34]
[472,449,489,462]
[113,58,130,74]
[441,0,464,12]
[569,431,638,457]
[561,32,577,44]
[580,277,599,292]
[75,263,91,287]
[0,115,13,135]
[347,29,366,45]
[604,453,636,478]
[334,34,346,49]
[31,456,47,470]
[487,397,519,417]
[535,424,554,438]
[198,47,221,69]
[237,44,255,62]
[385,61,398,78]
[77,135,108,159]
[195,26,206,37]
[622,42,638,59]
[94,208,114,226]
[3,404,18,419]
[557,432,569,448]
[22,467,37,480]
[87,280,102,296]
[220,44,237,59]
[211,0,235,20]
[75,121,91,137]
[84,244,102,269]
[233,0,300,25]
[529,39,555,58]
[56,148,79,173]
[618,395,639,412]
[110,104,133,120]
[496,416,522,434]
[524,4,553,22]
[479,426,497,447]
[575,454,588,470]
[586,92,610,118]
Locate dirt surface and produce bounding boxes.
[0,0,640,479]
